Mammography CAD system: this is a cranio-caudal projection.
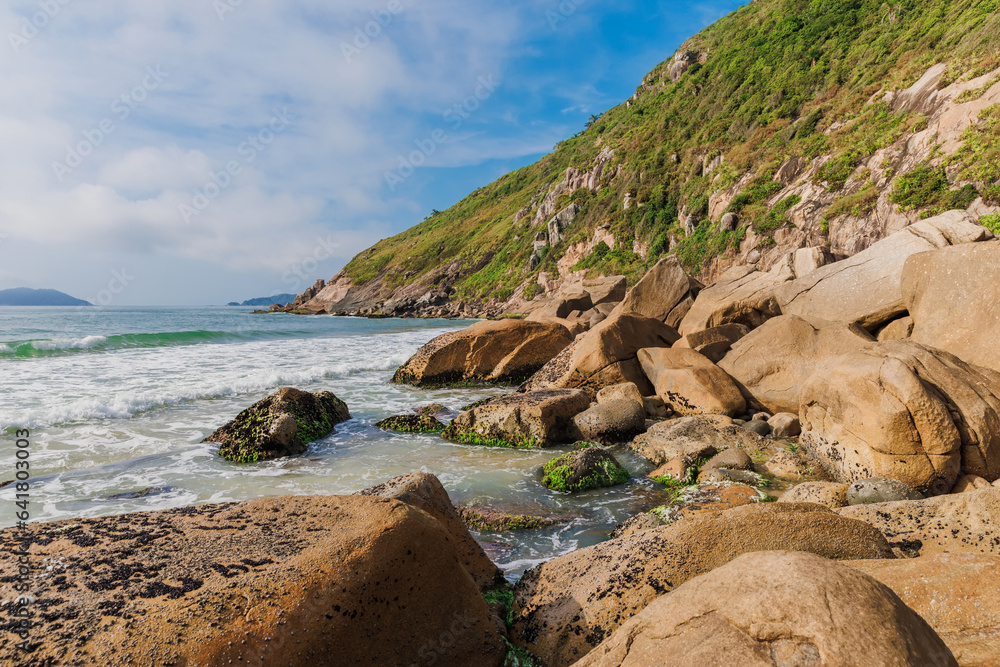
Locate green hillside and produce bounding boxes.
[342,0,1000,303]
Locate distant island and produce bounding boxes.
[0,288,92,306]
[227,294,298,307]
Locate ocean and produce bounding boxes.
[0,306,658,579]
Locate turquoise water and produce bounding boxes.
[0,307,663,579]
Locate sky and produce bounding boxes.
[0,0,743,305]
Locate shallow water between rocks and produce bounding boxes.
[0,307,679,581]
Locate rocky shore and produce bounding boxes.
[4,210,1000,665]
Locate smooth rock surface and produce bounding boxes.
[638,347,746,417]
[779,481,849,509]
[678,264,788,335]
[609,256,700,328]
[571,398,647,444]
[444,389,591,447]
[847,477,924,506]
[768,412,801,437]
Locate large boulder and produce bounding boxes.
[443,389,591,448]
[608,256,700,328]
[718,315,875,414]
[392,319,573,386]
[903,240,1000,373]
[837,488,1000,557]
[521,312,679,395]
[581,275,627,306]
[205,387,351,462]
[357,472,504,591]
[511,503,894,666]
[576,551,956,667]
[677,264,788,336]
[799,341,1000,494]
[776,211,990,330]
[571,398,646,444]
[0,495,506,666]
[630,415,767,467]
[848,552,1000,665]
[638,347,746,417]
[672,322,749,363]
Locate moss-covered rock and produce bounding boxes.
[541,448,630,493]
[205,387,350,463]
[444,389,591,449]
[460,506,555,532]
[415,403,449,417]
[375,414,446,433]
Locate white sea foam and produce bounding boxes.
[31,335,107,350]
[0,343,13,354]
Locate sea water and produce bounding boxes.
[0,306,664,579]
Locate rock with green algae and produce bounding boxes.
[375,414,446,433]
[459,506,555,531]
[541,447,630,492]
[205,387,350,463]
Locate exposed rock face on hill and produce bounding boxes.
[0,494,507,667]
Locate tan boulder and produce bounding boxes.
[521,312,679,395]
[848,552,1000,666]
[630,415,731,466]
[776,211,990,330]
[608,256,700,328]
[718,315,874,414]
[0,495,506,667]
[837,488,1000,557]
[572,398,647,444]
[638,347,746,417]
[903,240,1000,372]
[392,319,573,386]
[677,264,788,336]
[672,322,749,363]
[511,503,894,666]
[767,412,801,437]
[576,551,956,667]
[357,473,504,591]
[779,481,849,508]
[595,382,644,407]
[443,389,591,448]
[582,275,627,306]
[877,315,914,341]
[800,341,1000,493]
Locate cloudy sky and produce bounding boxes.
[0,0,741,305]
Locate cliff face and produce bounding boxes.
[285,0,1000,316]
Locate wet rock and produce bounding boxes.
[576,552,955,667]
[375,414,445,433]
[629,416,728,466]
[743,419,771,436]
[103,486,178,501]
[571,398,646,444]
[541,447,630,493]
[779,481,849,509]
[638,347,746,417]
[703,448,753,471]
[697,467,767,488]
[415,403,449,417]
[205,387,351,463]
[443,389,591,448]
[511,503,895,666]
[847,477,924,506]
[459,506,555,531]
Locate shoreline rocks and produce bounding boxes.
[540,447,630,492]
[443,389,591,447]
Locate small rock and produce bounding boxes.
[415,403,449,417]
[743,419,771,436]
[697,467,766,488]
[847,478,924,506]
[765,449,817,478]
[458,507,555,531]
[595,382,644,407]
[751,411,771,422]
[703,448,753,471]
[572,398,646,444]
[541,447,630,493]
[768,412,801,437]
[642,395,670,420]
[952,474,992,493]
[375,414,445,433]
[647,458,690,482]
[779,482,849,509]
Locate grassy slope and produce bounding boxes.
[343,0,1000,302]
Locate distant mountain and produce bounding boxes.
[229,294,298,307]
[0,288,92,306]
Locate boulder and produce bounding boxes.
[837,488,1000,557]
[357,473,505,591]
[581,276,627,306]
[903,240,1000,372]
[697,467,766,487]
[392,319,573,386]
[205,387,351,462]
[540,447,630,492]
[702,448,753,471]
[629,415,729,465]
[878,315,914,341]
[677,264,788,336]
[800,341,1000,494]
[768,412,801,437]
[458,506,554,531]
[375,414,445,433]
[638,347,746,417]
[443,389,591,448]
[743,419,771,436]
[779,481,849,509]
[847,553,1000,665]
[511,503,895,666]
[0,495,506,667]
[672,322,749,363]
[846,477,924,506]
[575,551,956,667]
[608,256,700,328]
[776,211,990,330]
[952,474,992,493]
[571,398,646,444]
[718,315,875,414]
[521,312,679,395]
[595,382,644,407]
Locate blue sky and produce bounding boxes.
[0,0,743,305]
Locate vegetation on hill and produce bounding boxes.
[341,0,1000,302]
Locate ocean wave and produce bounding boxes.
[31,335,108,351]
[0,330,309,358]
